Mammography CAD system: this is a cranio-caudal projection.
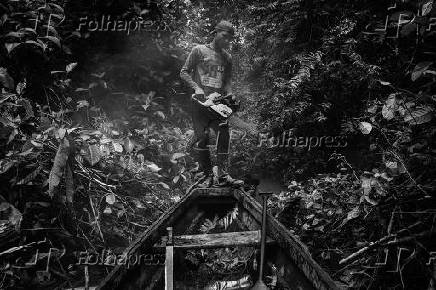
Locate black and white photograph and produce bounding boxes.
[0,0,435,289]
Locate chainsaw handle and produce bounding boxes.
[191,93,206,103]
[191,92,232,102]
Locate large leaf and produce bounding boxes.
[113,142,123,153]
[159,182,170,190]
[5,43,20,53]
[200,216,218,233]
[345,207,360,221]
[0,159,15,174]
[16,80,26,95]
[0,67,14,89]
[66,62,77,73]
[155,111,165,119]
[173,175,180,184]
[0,195,22,229]
[404,106,434,125]
[42,24,59,36]
[77,100,89,108]
[411,61,433,81]
[57,128,66,139]
[65,163,74,204]
[422,0,434,16]
[377,80,391,86]
[358,122,372,135]
[382,94,397,120]
[170,153,186,163]
[48,3,65,13]
[84,144,101,166]
[385,161,398,170]
[42,36,61,48]
[146,162,161,172]
[48,138,70,197]
[398,101,415,116]
[25,40,46,51]
[361,176,372,195]
[20,28,37,36]
[4,32,24,38]
[124,138,135,153]
[106,193,116,205]
[217,206,238,230]
[100,144,111,156]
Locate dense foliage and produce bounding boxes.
[235,0,436,288]
[0,0,197,288]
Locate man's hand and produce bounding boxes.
[193,87,205,101]
[193,90,220,107]
[202,92,221,107]
[200,98,215,107]
[192,93,214,107]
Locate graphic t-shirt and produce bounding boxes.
[180,44,231,95]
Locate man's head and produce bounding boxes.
[214,20,234,49]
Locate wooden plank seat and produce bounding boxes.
[154,230,274,249]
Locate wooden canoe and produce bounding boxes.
[97,187,339,290]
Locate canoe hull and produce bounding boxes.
[97,188,339,290]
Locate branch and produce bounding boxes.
[339,221,422,265]
[339,234,395,265]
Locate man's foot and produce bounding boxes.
[198,174,213,188]
[216,174,244,187]
[193,171,206,181]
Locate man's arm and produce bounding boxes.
[180,46,203,94]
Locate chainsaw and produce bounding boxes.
[192,92,240,119]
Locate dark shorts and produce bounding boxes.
[191,99,229,154]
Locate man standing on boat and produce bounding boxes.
[180,20,243,187]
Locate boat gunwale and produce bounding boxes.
[232,189,339,290]
[97,186,213,289]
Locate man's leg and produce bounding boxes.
[192,131,212,175]
[213,119,244,186]
[191,101,212,176]
[215,120,230,176]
